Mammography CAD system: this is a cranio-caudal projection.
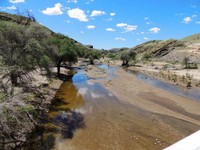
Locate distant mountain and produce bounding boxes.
[109,47,129,53]
[129,39,185,58]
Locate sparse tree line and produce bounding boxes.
[0,15,101,149]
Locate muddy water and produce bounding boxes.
[25,67,200,150]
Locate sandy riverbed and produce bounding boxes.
[59,65,200,150]
[29,64,200,150]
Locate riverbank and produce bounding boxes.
[128,61,200,91]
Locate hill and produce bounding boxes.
[181,33,200,44]
[129,39,185,58]
[106,34,200,63]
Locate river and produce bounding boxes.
[24,65,200,150]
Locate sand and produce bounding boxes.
[61,65,200,150]
[29,64,200,150]
[101,68,200,125]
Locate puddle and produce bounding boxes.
[128,70,200,101]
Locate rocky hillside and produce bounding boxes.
[107,33,200,63]
[181,33,200,44]
[129,39,186,58]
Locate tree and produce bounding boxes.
[182,57,189,69]
[88,51,100,65]
[46,34,78,75]
[0,21,51,86]
[84,50,100,65]
[120,51,136,66]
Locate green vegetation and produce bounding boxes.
[0,12,97,149]
[0,21,52,86]
[120,51,136,66]
[182,57,198,69]
[181,33,200,43]
[142,53,151,61]
[46,33,79,75]
[83,50,101,65]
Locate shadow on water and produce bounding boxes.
[55,111,85,139]
[24,110,85,150]
[24,70,87,150]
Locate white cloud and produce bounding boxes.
[144,37,149,40]
[192,15,198,18]
[115,37,126,41]
[9,0,24,3]
[144,17,148,20]
[91,92,102,99]
[146,22,153,25]
[149,27,160,34]
[67,0,78,3]
[91,10,106,17]
[68,8,88,22]
[86,0,94,4]
[116,23,137,32]
[78,87,88,96]
[80,31,84,34]
[124,25,137,32]
[183,17,192,24]
[42,3,63,16]
[106,28,115,32]
[110,13,116,16]
[6,5,16,10]
[64,20,70,23]
[87,25,95,29]
[116,23,127,27]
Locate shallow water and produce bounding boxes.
[24,68,120,149]
[24,66,200,150]
[128,70,200,101]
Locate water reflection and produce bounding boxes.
[25,66,117,149]
[72,72,87,83]
[25,79,86,150]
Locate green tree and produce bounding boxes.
[120,51,136,66]
[0,21,51,86]
[182,57,189,69]
[46,34,78,75]
[84,50,100,65]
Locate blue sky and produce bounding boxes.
[1,0,200,49]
